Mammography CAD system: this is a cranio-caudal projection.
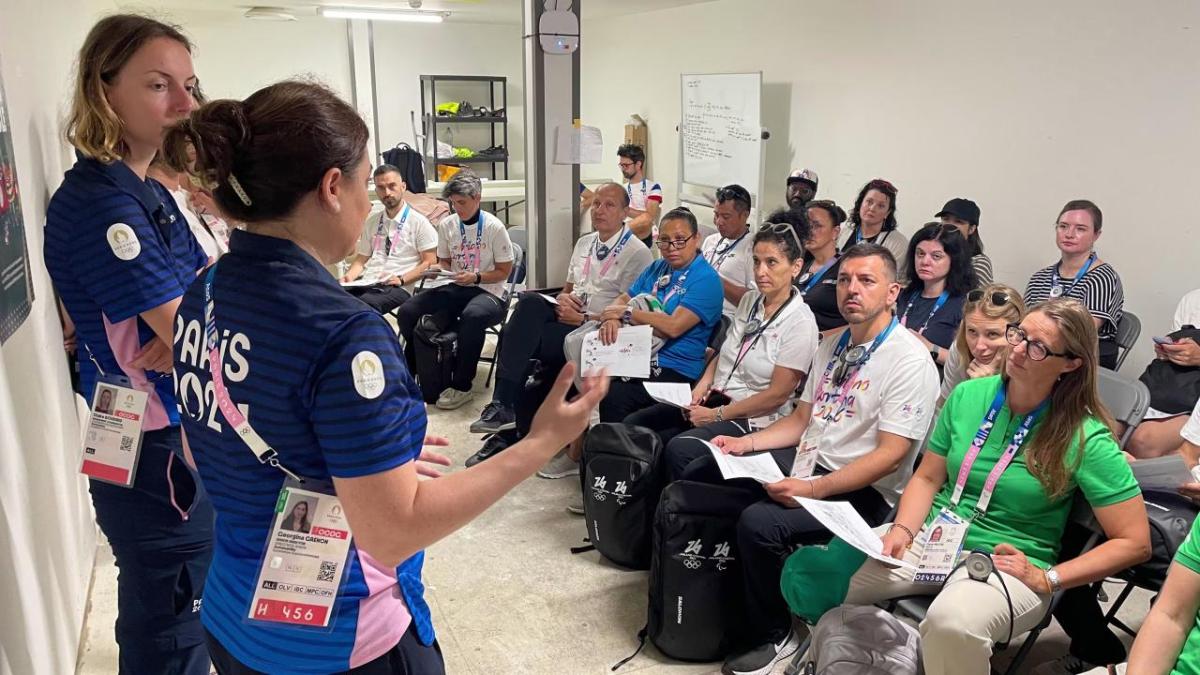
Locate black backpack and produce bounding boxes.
[578,424,664,570]
[380,143,426,194]
[412,314,457,404]
[616,480,760,668]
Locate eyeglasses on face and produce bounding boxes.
[967,289,1015,307]
[1005,324,1075,361]
[618,161,636,170]
[655,233,696,250]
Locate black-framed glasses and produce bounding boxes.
[655,233,696,250]
[1005,324,1075,361]
[759,221,803,250]
[968,289,1015,307]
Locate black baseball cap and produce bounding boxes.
[936,198,980,226]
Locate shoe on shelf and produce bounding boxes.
[470,401,516,434]
[435,387,475,410]
[537,451,579,479]
[1030,655,1103,675]
[721,629,802,675]
[465,434,510,467]
[566,495,584,515]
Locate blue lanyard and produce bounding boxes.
[800,255,839,292]
[457,212,485,272]
[374,204,410,257]
[950,387,1049,517]
[900,290,950,335]
[1051,252,1095,296]
[852,227,890,247]
[813,317,899,408]
[654,257,698,305]
[583,227,634,280]
[706,231,748,270]
[626,179,647,203]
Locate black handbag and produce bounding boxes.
[1138,327,1200,414]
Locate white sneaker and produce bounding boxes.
[435,387,475,410]
[566,495,584,515]
[537,451,579,479]
[1030,655,1102,675]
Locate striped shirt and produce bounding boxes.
[1025,259,1124,341]
[972,253,994,287]
[44,155,207,429]
[174,230,431,672]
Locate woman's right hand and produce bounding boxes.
[712,435,753,455]
[527,363,610,458]
[880,525,913,560]
[599,318,621,345]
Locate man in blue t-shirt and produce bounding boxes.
[592,206,723,422]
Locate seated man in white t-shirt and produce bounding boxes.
[340,164,438,313]
[465,182,653,466]
[701,183,757,317]
[1127,287,1200,458]
[396,171,514,410]
[705,243,940,675]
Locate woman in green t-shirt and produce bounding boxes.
[839,298,1151,675]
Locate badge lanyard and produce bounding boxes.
[705,231,748,271]
[627,179,648,207]
[798,255,838,293]
[722,289,796,390]
[949,388,1049,518]
[372,204,410,257]
[812,318,899,414]
[853,226,891,247]
[654,257,698,306]
[899,290,950,335]
[457,215,485,273]
[1049,252,1095,298]
[581,226,634,281]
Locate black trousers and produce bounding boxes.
[661,418,754,481]
[90,428,214,675]
[206,623,445,675]
[493,293,575,408]
[396,284,505,391]
[599,367,692,423]
[1052,523,1127,665]
[346,283,412,314]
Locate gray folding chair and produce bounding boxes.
[1096,367,1151,449]
[1114,311,1141,371]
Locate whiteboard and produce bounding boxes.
[679,72,763,196]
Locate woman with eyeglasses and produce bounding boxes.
[597,207,724,422]
[839,178,909,279]
[623,209,819,474]
[939,284,1026,405]
[1024,199,1124,369]
[896,223,976,367]
[801,200,849,333]
[804,298,1149,675]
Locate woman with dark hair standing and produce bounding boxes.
[896,223,976,367]
[839,178,908,277]
[801,200,848,332]
[169,80,607,674]
[44,15,214,674]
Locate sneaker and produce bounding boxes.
[1031,655,1102,675]
[470,401,516,434]
[537,452,579,479]
[566,495,584,515]
[721,629,802,675]
[465,434,510,467]
[435,387,474,410]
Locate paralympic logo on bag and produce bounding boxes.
[591,475,630,505]
[677,538,734,571]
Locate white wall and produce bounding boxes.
[0,0,116,672]
[582,0,1200,372]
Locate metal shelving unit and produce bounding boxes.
[419,75,509,182]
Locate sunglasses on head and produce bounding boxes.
[759,221,802,249]
[967,289,1016,307]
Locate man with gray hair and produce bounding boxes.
[396,170,515,410]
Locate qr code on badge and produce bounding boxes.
[317,561,338,583]
[120,436,133,452]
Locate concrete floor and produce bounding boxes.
[75,360,1151,674]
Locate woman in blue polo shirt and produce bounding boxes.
[44,15,213,674]
[596,206,724,422]
[169,80,606,674]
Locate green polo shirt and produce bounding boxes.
[1171,517,1200,674]
[927,376,1140,569]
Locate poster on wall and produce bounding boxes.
[0,64,34,344]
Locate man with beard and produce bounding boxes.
[786,167,819,209]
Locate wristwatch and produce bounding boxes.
[474,272,482,285]
[715,406,725,422]
[930,347,940,361]
[1044,566,1062,593]
[621,307,633,324]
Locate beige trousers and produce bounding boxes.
[844,525,1053,675]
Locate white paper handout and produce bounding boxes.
[581,324,652,378]
[339,278,376,288]
[704,441,786,484]
[643,382,692,408]
[538,293,559,305]
[794,497,916,570]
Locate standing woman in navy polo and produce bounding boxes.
[43,15,214,674]
[168,80,607,674]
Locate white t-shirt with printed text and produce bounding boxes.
[797,323,940,504]
[356,204,438,289]
[564,227,653,315]
[701,230,757,317]
[436,211,514,298]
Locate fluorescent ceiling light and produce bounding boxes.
[244,7,298,21]
[317,7,446,22]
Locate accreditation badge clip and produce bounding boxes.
[913,509,968,585]
[80,375,148,488]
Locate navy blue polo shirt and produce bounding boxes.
[45,155,207,429]
[174,229,432,672]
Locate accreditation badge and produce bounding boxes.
[790,420,823,479]
[80,375,148,487]
[913,509,968,584]
[249,479,354,629]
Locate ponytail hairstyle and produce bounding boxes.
[165,80,369,223]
